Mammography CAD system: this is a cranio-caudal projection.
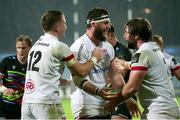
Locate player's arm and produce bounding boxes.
[103,69,147,112]
[72,59,119,100]
[104,51,149,112]
[68,47,102,77]
[0,74,7,92]
[113,58,131,71]
[72,75,117,100]
[106,58,126,91]
[0,60,8,93]
[122,69,147,98]
[53,43,102,77]
[0,74,15,95]
[68,58,95,77]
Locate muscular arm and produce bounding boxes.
[68,47,102,77]
[80,59,126,100]
[104,70,147,111]
[107,58,126,90]
[74,77,118,100]
[72,60,120,100]
[68,58,95,77]
[53,42,102,77]
[121,70,147,99]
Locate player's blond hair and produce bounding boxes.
[16,34,32,47]
[152,34,164,50]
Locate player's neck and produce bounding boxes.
[46,31,59,39]
[17,56,27,64]
[137,40,144,48]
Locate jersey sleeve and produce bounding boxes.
[131,49,149,71]
[52,42,75,66]
[170,57,180,72]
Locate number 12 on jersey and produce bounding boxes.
[27,51,42,72]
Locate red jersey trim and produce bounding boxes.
[62,54,75,61]
[171,66,180,72]
[131,66,148,71]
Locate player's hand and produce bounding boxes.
[125,98,141,118]
[114,58,131,71]
[3,88,15,96]
[97,87,118,100]
[102,101,117,112]
[91,47,103,62]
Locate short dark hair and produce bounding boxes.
[86,7,109,28]
[41,10,63,32]
[16,35,32,47]
[124,17,152,42]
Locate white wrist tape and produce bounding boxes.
[90,56,97,65]
[0,86,7,92]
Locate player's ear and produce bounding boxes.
[91,22,97,28]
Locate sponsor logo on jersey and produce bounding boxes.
[25,79,35,94]
[92,67,108,74]
[35,42,49,47]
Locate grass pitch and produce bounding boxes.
[62,96,180,120]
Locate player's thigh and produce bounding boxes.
[32,103,66,119]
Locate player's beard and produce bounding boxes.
[127,40,137,49]
[94,28,106,41]
[128,42,135,49]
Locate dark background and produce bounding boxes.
[0,0,179,53]
[0,0,180,89]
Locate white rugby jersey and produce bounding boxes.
[163,52,180,75]
[70,34,114,118]
[131,42,179,113]
[23,33,74,104]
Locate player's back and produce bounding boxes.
[23,33,66,104]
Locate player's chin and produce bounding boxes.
[18,55,25,59]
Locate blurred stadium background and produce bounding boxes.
[0,0,180,119]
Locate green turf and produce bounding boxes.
[62,96,180,120]
[61,98,74,120]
